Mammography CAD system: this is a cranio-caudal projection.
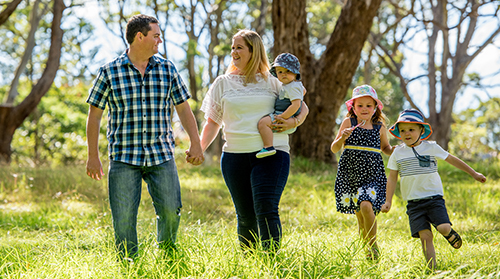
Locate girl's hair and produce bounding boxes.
[226,29,270,84]
[346,99,389,127]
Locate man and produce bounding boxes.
[85,14,203,259]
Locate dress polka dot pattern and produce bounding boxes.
[335,118,387,214]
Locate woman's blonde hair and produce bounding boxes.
[226,29,270,84]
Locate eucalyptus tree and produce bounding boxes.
[370,0,500,150]
[272,0,383,163]
[0,0,65,164]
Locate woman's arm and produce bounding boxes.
[200,118,221,152]
[272,101,309,132]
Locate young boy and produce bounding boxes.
[381,109,487,269]
[256,53,305,158]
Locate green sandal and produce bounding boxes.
[444,228,462,249]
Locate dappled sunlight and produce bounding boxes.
[0,202,37,212]
[61,200,95,215]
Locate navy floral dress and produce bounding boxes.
[334,118,387,214]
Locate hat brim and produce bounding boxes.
[389,121,433,140]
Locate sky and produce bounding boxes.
[74,0,500,115]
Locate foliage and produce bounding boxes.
[9,82,108,167]
[449,98,500,162]
[0,158,499,277]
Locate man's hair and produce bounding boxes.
[126,14,159,45]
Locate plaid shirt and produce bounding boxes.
[86,51,191,166]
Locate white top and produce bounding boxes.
[280,81,304,101]
[387,141,449,201]
[201,73,290,153]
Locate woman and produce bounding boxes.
[200,29,309,251]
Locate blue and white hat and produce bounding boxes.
[270,53,301,80]
[389,109,433,140]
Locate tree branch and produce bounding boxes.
[0,0,22,26]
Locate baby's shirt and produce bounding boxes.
[279,81,304,102]
[388,141,449,201]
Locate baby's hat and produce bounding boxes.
[270,53,301,80]
[345,85,384,112]
[389,109,433,140]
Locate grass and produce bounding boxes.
[0,156,499,278]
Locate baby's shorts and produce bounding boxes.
[406,195,452,238]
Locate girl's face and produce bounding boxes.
[352,96,377,121]
[275,66,296,84]
[231,36,252,73]
[398,123,424,146]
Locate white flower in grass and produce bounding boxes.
[368,187,377,200]
[340,193,351,207]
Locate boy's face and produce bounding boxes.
[398,123,424,146]
[275,66,296,84]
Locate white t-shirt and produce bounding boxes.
[387,141,449,201]
[279,81,304,101]
[201,73,290,153]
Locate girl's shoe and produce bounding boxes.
[256,147,276,158]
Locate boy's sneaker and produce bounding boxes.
[256,147,276,158]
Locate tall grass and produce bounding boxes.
[1,157,499,278]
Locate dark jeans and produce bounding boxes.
[221,150,290,250]
[108,160,182,258]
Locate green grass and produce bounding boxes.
[1,157,499,278]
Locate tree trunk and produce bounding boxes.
[0,0,23,26]
[0,0,65,164]
[272,0,382,163]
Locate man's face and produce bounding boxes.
[141,23,162,55]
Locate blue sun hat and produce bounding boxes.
[345,85,384,112]
[270,53,301,80]
[389,109,433,140]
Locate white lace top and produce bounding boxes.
[201,73,290,153]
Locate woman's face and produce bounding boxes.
[353,96,377,121]
[231,36,252,72]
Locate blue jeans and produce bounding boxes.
[108,160,182,257]
[221,150,290,250]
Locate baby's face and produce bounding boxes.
[398,123,424,146]
[275,66,296,84]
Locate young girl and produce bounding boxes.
[330,85,394,260]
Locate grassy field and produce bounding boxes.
[0,156,499,278]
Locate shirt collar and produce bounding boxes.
[118,49,160,67]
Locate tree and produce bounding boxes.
[371,0,500,150]
[0,0,66,164]
[272,0,383,163]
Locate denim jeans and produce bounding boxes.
[108,160,182,257]
[221,150,290,250]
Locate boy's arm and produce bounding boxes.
[381,170,399,213]
[445,154,487,183]
[277,99,301,119]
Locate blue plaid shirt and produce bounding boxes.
[86,51,191,166]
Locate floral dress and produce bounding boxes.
[334,118,387,214]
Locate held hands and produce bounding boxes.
[185,144,204,166]
[381,201,391,213]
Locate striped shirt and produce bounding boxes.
[86,51,191,166]
[388,141,449,201]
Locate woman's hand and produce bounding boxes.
[271,115,295,133]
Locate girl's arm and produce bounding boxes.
[445,155,487,183]
[330,118,352,153]
[380,125,394,156]
[381,169,399,213]
[200,118,221,153]
[278,99,301,119]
